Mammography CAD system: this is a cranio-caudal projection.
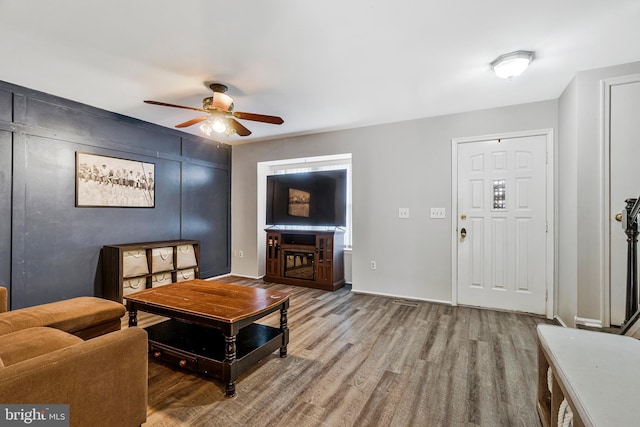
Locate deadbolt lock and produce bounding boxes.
[460,214,467,220]
[615,212,623,222]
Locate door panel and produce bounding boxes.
[492,217,507,289]
[457,135,547,314]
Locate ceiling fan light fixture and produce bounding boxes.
[199,121,211,136]
[200,116,234,137]
[490,50,535,79]
[199,118,216,136]
[145,81,283,138]
[212,117,227,133]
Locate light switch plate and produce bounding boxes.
[430,208,446,219]
[399,208,410,219]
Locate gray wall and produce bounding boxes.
[557,77,578,326]
[232,100,558,303]
[559,61,640,325]
[0,81,231,309]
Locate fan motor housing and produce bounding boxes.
[203,93,234,112]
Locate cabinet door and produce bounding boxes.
[315,234,333,284]
[266,232,281,276]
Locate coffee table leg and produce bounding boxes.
[224,335,237,398]
[280,306,288,358]
[128,309,138,327]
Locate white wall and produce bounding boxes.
[232,100,557,302]
[557,76,578,327]
[568,61,640,325]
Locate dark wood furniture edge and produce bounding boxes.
[536,338,552,427]
[104,239,200,249]
[126,296,288,333]
[536,333,586,427]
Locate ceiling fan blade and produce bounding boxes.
[175,116,209,128]
[232,111,284,125]
[144,100,208,113]
[227,118,252,137]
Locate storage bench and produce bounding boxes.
[537,324,640,427]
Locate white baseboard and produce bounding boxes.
[207,273,263,280]
[574,316,602,329]
[205,274,230,280]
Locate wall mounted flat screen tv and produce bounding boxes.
[266,170,347,226]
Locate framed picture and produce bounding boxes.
[75,152,155,207]
[288,188,310,218]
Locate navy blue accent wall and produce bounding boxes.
[0,81,232,309]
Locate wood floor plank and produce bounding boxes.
[353,369,400,426]
[131,276,554,426]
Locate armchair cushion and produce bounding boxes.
[0,296,125,339]
[0,327,82,367]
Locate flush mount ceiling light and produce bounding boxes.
[490,50,535,79]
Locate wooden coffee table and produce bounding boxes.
[124,279,289,398]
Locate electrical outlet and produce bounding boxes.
[370,261,377,270]
[430,208,446,219]
[238,250,244,258]
[399,208,410,219]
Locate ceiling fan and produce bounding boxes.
[144,83,284,137]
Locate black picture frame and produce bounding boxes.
[75,152,155,207]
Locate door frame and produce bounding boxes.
[451,129,555,318]
[602,73,640,327]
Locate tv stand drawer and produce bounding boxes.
[281,233,316,245]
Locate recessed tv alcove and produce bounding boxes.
[265,170,347,227]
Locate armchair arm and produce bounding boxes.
[0,328,148,427]
[0,286,6,313]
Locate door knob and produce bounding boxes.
[460,228,467,238]
[615,212,623,222]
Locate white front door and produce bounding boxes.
[609,80,640,325]
[456,135,547,314]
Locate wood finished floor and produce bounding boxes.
[128,276,554,427]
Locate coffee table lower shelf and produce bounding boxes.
[145,319,283,394]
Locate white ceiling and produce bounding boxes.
[1,1,640,144]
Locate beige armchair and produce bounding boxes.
[0,287,148,427]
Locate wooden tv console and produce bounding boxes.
[263,228,345,291]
